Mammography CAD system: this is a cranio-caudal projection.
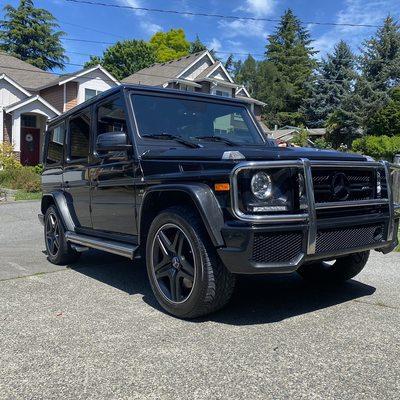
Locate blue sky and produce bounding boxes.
[2,0,400,73]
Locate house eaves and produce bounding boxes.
[0,73,32,97]
[196,77,240,89]
[176,50,215,79]
[167,78,202,88]
[5,94,61,116]
[58,65,120,86]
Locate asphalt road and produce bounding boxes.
[1,201,400,399]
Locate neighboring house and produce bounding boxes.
[269,125,326,145]
[122,50,266,120]
[0,52,119,166]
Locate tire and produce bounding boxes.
[297,251,370,284]
[44,205,80,265]
[146,206,236,319]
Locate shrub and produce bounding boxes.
[352,135,400,161]
[0,143,22,170]
[0,166,41,192]
[313,138,333,149]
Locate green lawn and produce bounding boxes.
[14,191,42,201]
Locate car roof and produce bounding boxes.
[48,84,253,126]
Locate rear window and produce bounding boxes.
[68,110,91,161]
[131,94,264,145]
[46,123,64,165]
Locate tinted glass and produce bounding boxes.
[131,94,264,145]
[97,97,127,135]
[69,111,91,160]
[46,124,64,165]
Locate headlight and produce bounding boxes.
[251,172,272,200]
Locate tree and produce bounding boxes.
[0,0,67,70]
[150,29,190,62]
[358,16,400,131]
[367,87,400,136]
[224,54,234,74]
[264,9,317,125]
[235,55,258,94]
[302,41,356,128]
[189,35,207,54]
[84,40,156,81]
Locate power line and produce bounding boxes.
[64,0,383,28]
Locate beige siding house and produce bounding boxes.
[0,52,119,165]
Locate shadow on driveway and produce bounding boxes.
[69,250,376,325]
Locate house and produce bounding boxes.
[0,52,119,165]
[269,125,327,146]
[122,50,265,121]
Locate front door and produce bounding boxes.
[89,95,137,237]
[20,127,40,165]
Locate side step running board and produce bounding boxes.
[65,232,137,259]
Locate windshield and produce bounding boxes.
[131,94,265,146]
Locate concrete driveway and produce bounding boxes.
[0,201,399,399]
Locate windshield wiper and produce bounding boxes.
[142,133,201,148]
[194,135,238,146]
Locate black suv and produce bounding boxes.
[39,85,400,318]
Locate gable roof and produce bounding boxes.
[5,94,61,116]
[0,52,56,90]
[0,73,32,97]
[122,50,212,86]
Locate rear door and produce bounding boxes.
[89,94,137,236]
[63,107,92,229]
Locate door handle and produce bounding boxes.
[64,181,70,189]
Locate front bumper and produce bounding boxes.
[218,217,399,274]
[218,159,400,274]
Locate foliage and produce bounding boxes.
[224,54,234,74]
[291,129,309,147]
[302,41,356,128]
[150,29,190,62]
[313,138,333,150]
[235,55,258,95]
[263,9,317,126]
[34,163,44,175]
[0,0,67,70]
[84,40,156,80]
[189,35,207,54]
[0,142,22,170]
[366,87,400,137]
[14,190,42,201]
[352,135,400,161]
[0,166,41,192]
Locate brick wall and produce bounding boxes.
[3,111,12,144]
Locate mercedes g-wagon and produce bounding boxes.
[39,85,400,318]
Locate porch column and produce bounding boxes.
[0,107,3,144]
[12,112,21,152]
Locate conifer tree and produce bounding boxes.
[0,0,67,70]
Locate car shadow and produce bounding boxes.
[68,250,376,326]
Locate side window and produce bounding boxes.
[68,110,91,161]
[46,123,64,165]
[97,97,127,135]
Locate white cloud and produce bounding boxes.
[218,19,268,39]
[236,0,275,17]
[208,38,222,52]
[313,0,399,57]
[119,0,146,16]
[140,21,162,36]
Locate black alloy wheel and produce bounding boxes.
[44,205,80,265]
[45,210,61,257]
[150,223,196,303]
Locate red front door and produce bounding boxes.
[20,128,41,166]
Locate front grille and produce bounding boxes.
[312,169,377,203]
[316,223,385,255]
[251,232,303,264]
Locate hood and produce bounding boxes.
[141,145,367,162]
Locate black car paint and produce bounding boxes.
[41,85,398,273]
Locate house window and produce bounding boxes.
[85,88,102,101]
[214,89,231,98]
[21,115,37,128]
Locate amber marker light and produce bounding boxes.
[214,183,230,192]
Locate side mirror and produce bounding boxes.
[96,132,132,152]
